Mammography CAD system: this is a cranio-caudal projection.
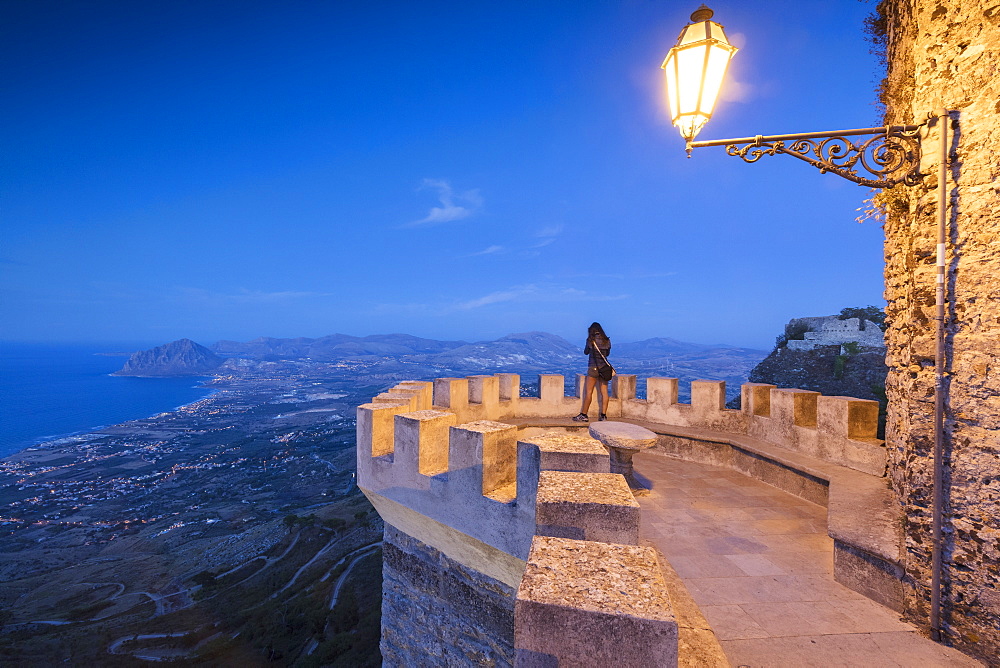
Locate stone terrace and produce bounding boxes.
[634,454,979,666]
[357,373,983,665]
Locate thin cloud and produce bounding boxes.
[633,270,678,279]
[456,285,537,310]
[454,284,627,311]
[372,283,628,316]
[466,245,505,257]
[565,290,629,302]
[530,224,564,249]
[401,178,483,228]
[536,224,564,238]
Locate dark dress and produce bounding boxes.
[584,335,612,379]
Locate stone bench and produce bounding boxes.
[588,421,658,495]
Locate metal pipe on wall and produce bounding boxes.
[930,108,949,642]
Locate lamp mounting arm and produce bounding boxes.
[687,123,927,188]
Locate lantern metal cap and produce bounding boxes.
[690,5,714,22]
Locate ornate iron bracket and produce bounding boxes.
[687,123,927,188]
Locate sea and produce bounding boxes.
[0,342,215,459]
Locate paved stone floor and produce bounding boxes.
[633,453,984,667]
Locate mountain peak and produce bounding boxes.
[114,339,224,377]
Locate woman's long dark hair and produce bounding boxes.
[588,322,609,344]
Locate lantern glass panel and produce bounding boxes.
[676,44,708,114]
[701,44,733,114]
[681,21,707,44]
[664,54,680,119]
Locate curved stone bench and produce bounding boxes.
[629,420,905,612]
[588,421,657,495]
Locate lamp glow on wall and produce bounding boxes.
[661,5,738,146]
[661,4,955,645]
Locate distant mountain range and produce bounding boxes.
[213,333,470,359]
[212,334,467,361]
[613,337,749,359]
[112,323,890,409]
[117,331,767,398]
[210,331,583,371]
[210,331,761,361]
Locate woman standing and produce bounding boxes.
[572,322,613,422]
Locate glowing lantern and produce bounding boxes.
[661,5,738,142]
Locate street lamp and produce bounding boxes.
[661,5,738,143]
[663,5,953,643]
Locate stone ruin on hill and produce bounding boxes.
[784,315,885,351]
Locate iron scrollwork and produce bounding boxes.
[720,126,925,188]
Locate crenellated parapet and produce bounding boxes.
[359,375,885,553]
[356,391,642,570]
[358,378,678,665]
[359,373,887,665]
[357,404,535,575]
[739,383,883,476]
[389,373,884,476]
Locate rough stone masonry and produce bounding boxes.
[878,0,1000,661]
[380,525,515,666]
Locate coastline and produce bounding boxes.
[6,381,220,459]
[0,361,219,460]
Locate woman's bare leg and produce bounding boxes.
[580,376,597,414]
[597,380,609,414]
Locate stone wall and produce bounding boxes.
[358,383,679,665]
[381,524,515,666]
[879,0,1000,660]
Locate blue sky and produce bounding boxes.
[1,0,887,350]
